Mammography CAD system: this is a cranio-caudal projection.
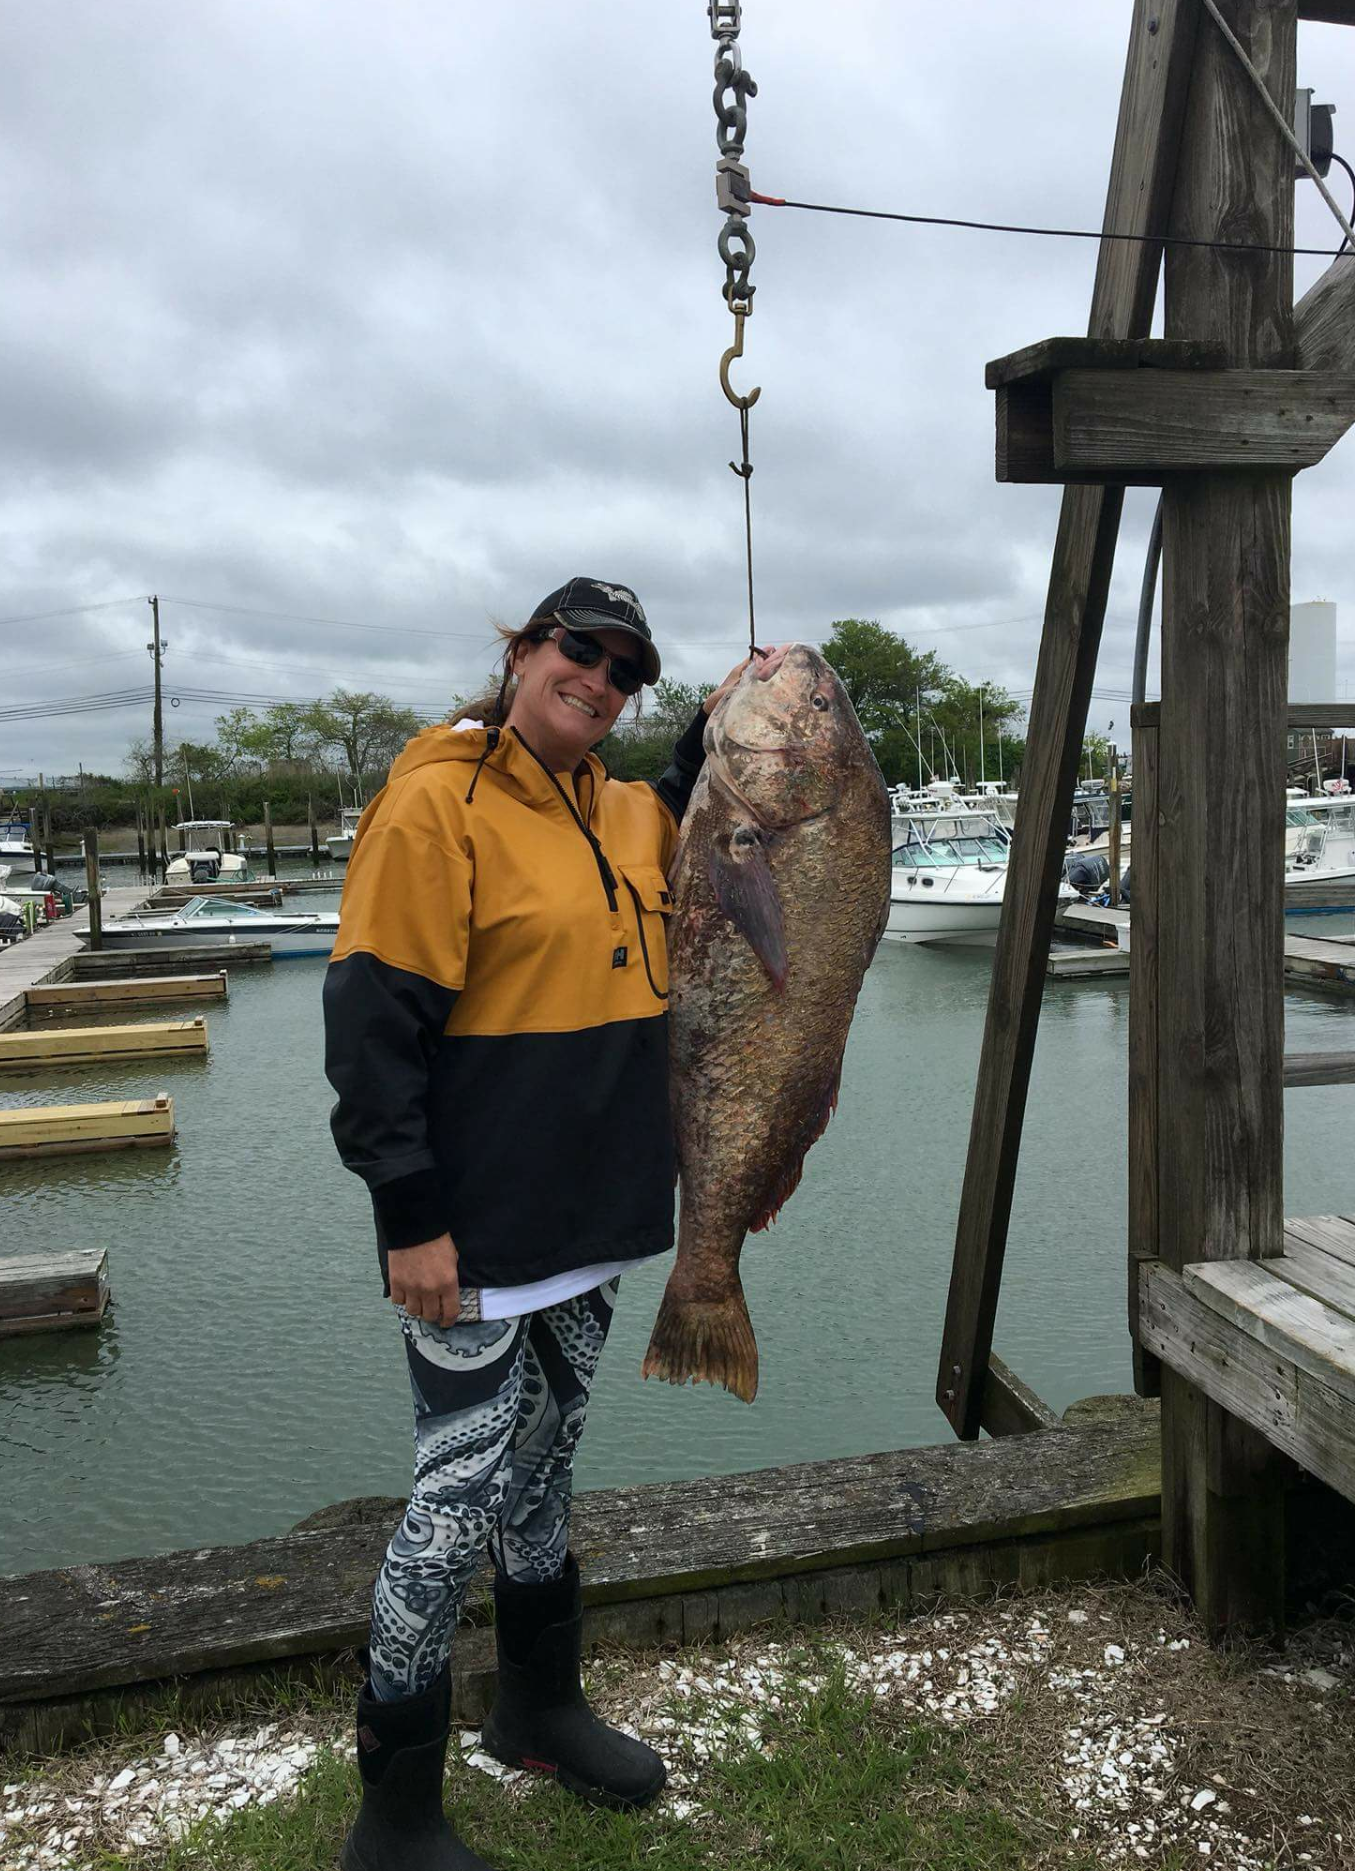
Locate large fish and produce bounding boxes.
[642,643,892,1403]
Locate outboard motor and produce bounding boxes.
[29,871,58,893]
[1065,853,1110,897]
[1117,866,1132,906]
[188,855,221,883]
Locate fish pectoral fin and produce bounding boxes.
[708,825,788,989]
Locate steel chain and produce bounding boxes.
[710,0,756,309]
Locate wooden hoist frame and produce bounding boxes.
[937,0,1355,1635]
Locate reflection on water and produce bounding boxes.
[3,895,1354,1576]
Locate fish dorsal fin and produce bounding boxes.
[708,823,788,989]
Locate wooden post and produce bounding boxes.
[156,806,169,878]
[1128,704,1162,1401]
[263,802,277,879]
[308,795,320,865]
[1107,744,1122,907]
[135,806,147,878]
[83,828,102,952]
[1154,0,1296,1637]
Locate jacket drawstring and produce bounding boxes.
[465,727,501,804]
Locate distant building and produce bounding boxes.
[1287,601,1341,768]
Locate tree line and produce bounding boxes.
[24,620,1039,833]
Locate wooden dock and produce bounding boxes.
[0,1094,175,1159]
[0,1019,208,1070]
[0,1249,109,1338]
[24,972,228,1014]
[66,943,272,977]
[1054,901,1355,995]
[0,885,150,1031]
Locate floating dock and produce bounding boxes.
[67,943,272,977]
[0,1094,175,1159]
[0,1019,208,1071]
[1052,902,1355,994]
[24,972,228,1015]
[0,1249,109,1338]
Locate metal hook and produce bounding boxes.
[719,307,761,411]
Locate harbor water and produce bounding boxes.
[2,878,1354,1577]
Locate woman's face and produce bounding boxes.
[508,625,633,770]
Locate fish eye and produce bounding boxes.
[812,694,830,711]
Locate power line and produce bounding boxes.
[752,192,1355,261]
[0,596,149,632]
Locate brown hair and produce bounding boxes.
[447,619,645,730]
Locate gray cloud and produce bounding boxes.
[3,2,1355,777]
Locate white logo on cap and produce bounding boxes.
[595,582,645,623]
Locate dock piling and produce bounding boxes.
[83,828,102,952]
[264,802,277,879]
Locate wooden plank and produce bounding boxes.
[1287,1214,1355,1268]
[25,973,227,1011]
[0,1408,1161,1707]
[1051,369,1355,476]
[1296,256,1355,375]
[1287,703,1355,727]
[996,380,1056,484]
[1283,1050,1355,1085]
[985,335,1227,389]
[0,1018,208,1069]
[979,1353,1062,1435]
[939,0,1203,1442]
[0,1095,174,1159]
[1129,717,1162,1397]
[1184,1258,1355,1404]
[0,1250,107,1319]
[1267,1242,1355,1323]
[1047,947,1130,977]
[1140,1261,1355,1501]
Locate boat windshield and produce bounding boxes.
[893,836,1009,868]
[183,898,267,919]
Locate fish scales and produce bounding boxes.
[642,644,892,1402]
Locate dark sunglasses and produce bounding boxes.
[535,622,646,697]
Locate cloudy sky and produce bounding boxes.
[4,1,1355,780]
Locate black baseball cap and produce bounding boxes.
[530,577,661,684]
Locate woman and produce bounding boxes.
[324,577,773,1870]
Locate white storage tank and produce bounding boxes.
[1289,600,1336,704]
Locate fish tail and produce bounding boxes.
[641,1282,759,1404]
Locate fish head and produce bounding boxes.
[706,643,859,828]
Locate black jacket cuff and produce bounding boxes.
[673,706,708,772]
[372,1169,448,1250]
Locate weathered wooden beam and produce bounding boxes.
[939,0,1202,1441]
[1295,255,1355,372]
[1185,1258,1355,1401]
[66,943,272,975]
[986,335,1228,389]
[0,1250,109,1338]
[0,1409,1162,1715]
[1050,369,1355,478]
[979,1354,1062,1436]
[1298,1,1355,22]
[1140,1262,1355,1503]
[1155,0,1297,1641]
[1129,715,1163,1399]
[1283,1050,1355,1086]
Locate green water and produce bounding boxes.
[2,890,1354,1577]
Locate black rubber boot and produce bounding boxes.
[340,1660,496,1871]
[481,1553,666,1809]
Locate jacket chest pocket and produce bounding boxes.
[618,863,673,999]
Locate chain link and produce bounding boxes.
[710,0,757,309]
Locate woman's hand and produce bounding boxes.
[702,643,793,715]
[388,1232,461,1326]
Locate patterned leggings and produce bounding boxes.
[368,1280,618,1702]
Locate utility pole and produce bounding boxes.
[147,595,166,787]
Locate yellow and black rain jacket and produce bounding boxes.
[323,712,706,1288]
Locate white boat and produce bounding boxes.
[325,806,364,862]
[1285,794,1355,892]
[89,895,338,958]
[882,805,1077,946]
[165,820,251,887]
[0,816,34,863]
